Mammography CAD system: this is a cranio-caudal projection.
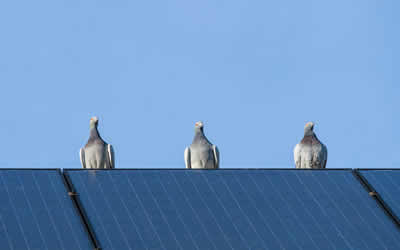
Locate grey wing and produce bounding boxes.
[80,148,86,169]
[321,143,328,168]
[212,145,220,169]
[107,144,115,169]
[294,144,301,168]
[184,147,191,169]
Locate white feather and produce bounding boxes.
[79,148,86,168]
[212,145,220,169]
[184,147,191,169]
[107,144,115,169]
[294,144,301,169]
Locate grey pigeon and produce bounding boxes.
[294,122,327,169]
[184,121,220,169]
[80,117,115,169]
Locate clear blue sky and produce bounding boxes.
[0,0,398,169]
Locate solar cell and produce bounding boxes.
[0,169,93,250]
[358,170,400,224]
[65,169,400,250]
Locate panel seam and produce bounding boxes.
[59,170,102,250]
[352,169,400,230]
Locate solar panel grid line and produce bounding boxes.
[375,170,400,219]
[341,173,399,249]
[348,172,400,249]
[107,171,148,249]
[95,172,139,250]
[213,171,276,250]
[309,171,362,249]
[318,171,376,249]
[357,179,400,249]
[0,173,23,250]
[354,171,400,229]
[153,172,202,250]
[356,171,400,230]
[192,171,250,250]
[28,171,64,250]
[40,171,81,249]
[81,172,134,250]
[246,172,301,250]
[384,172,400,214]
[62,170,101,249]
[124,173,167,250]
[251,172,308,249]
[170,171,221,250]
[260,172,321,249]
[3,171,43,250]
[280,172,339,250]
[139,171,185,250]
[320,171,379,250]
[277,172,337,250]
[31,170,93,250]
[202,171,255,249]
[184,171,237,250]
[299,171,373,250]
[52,171,92,250]
[70,172,115,249]
[128,173,174,250]
[164,171,217,250]
[231,172,286,250]
[97,171,160,250]
[0,170,93,250]
[207,171,271,250]
[335,171,400,250]
[292,171,353,250]
[321,171,375,250]
[0,214,13,250]
[192,171,249,250]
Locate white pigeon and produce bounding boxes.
[80,117,115,169]
[294,122,327,169]
[184,121,219,169]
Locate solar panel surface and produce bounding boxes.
[0,169,93,250]
[359,170,400,222]
[65,169,400,250]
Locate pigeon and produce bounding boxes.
[80,117,115,169]
[294,122,327,169]
[184,121,220,169]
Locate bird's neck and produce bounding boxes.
[302,132,319,144]
[192,128,209,144]
[304,130,315,137]
[89,126,101,140]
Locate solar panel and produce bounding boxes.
[0,170,93,250]
[358,170,400,222]
[65,169,400,250]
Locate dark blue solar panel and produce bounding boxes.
[359,170,400,221]
[0,170,92,250]
[65,169,400,250]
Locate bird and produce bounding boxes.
[80,117,115,169]
[184,121,220,169]
[294,122,327,169]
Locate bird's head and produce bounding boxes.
[195,121,204,128]
[90,116,99,128]
[304,122,315,135]
[194,121,204,131]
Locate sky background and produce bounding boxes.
[0,0,398,169]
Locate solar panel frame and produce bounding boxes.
[0,169,94,250]
[64,168,400,250]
